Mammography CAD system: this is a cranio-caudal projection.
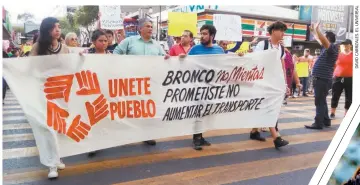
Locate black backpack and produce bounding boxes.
[263,39,285,59]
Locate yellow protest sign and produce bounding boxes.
[23,46,32,53]
[296,62,309,77]
[168,12,197,37]
[226,42,250,54]
[239,42,250,53]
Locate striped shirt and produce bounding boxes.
[312,44,338,80]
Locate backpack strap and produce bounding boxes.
[280,45,285,59]
[263,39,269,50]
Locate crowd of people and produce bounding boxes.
[2,14,353,180]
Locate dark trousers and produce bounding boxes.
[299,77,308,95]
[291,80,297,95]
[3,78,8,101]
[193,133,202,139]
[313,77,332,126]
[331,77,352,110]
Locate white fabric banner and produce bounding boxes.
[3,50,285,167]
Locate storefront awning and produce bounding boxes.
[204,9,310,25]
[3,24,12,40]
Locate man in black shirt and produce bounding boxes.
[105,30,118,53]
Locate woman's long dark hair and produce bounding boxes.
[37,17,60,56]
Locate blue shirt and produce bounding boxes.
[113,35,165,56]
[312,43,339,80]
[188,44,225,55]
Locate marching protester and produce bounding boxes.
[283,48,302,105]
[179,24,224,150]
[247,21,291,148]
[305,22,339,130]
[297,48,312,97]
[169,30,194,56]
[10,48,20,58]
[105,30,118,53]
[30,18,70,56]
[218,40,229,53]
[65,32,79,47]
[29,17,69,179]
[308,49,321,94]
[330,39,353,118]
[79,29,111,157]
[113,18,169,147]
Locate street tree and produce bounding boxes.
[17,12,35,22]
[74,6,99,45]
[59,13,80,37]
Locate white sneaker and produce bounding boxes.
[48,167,58,179]
[57,161,65,170]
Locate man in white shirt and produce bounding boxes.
[249,21,289,149]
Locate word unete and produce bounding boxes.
[109,77,151,97]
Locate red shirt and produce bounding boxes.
[169,44,191,56]
[334,52,353,77]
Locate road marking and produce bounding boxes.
[113,152,323,185]
[3,123,31,130]
[3,134,35,143]
[3,131,335,184]
[2,119,341,159]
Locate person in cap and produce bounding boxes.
[113,18,170,146]
[330,39,353,118]
[305,22,339,130]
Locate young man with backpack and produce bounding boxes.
[248,21,296,148]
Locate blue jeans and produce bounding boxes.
[300,77,308,95]
[313,77,332,126]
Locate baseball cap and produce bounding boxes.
[341,39,352,45]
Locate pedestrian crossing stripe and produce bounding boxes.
[2,91,348,185]
[3,131,336,184]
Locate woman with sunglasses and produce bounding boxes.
[65,32,79,47]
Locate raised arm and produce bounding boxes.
[310,22,330,49]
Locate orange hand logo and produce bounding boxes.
[44,75,74,102]
[85,94,109,126]
[75,70,101,95]
[66,115,91,142]
[47,101,69,134]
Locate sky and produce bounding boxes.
[4,5,57,25]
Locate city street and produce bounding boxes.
[2,90,345,185]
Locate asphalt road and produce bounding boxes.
[2,90,346,185]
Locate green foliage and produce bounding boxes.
[13,26,25,34]
[17,12,34,22]
[74,6,99,27]
[59,14,80,36]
